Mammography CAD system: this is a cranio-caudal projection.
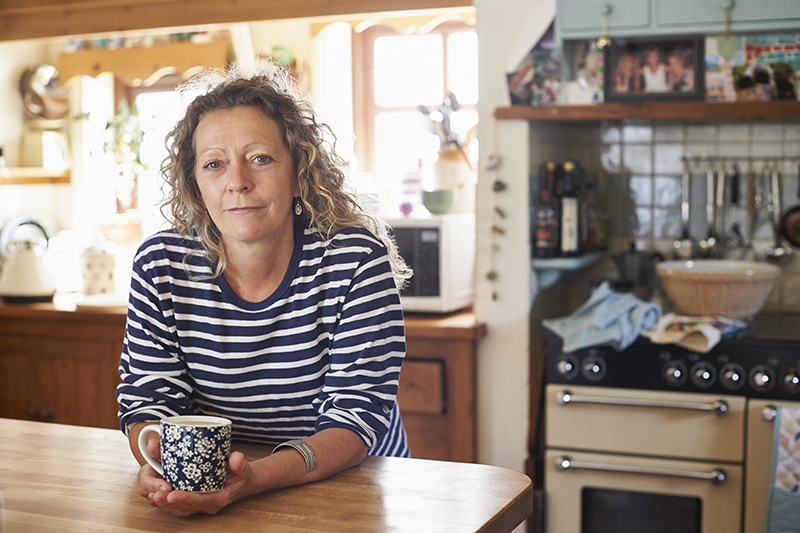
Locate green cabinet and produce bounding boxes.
[556,0,800,42]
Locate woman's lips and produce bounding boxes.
[228,206,262,214]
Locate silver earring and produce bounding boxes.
[295,198,303,216]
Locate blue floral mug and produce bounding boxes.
[138,415,232,492]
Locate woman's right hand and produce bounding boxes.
[137,436,173,503]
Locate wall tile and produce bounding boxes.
[633,207,652,238]
[751,123,785,143]
[630,175,652,205]
[653,207,682,238]
[751,143,783,158]
[622,125,653,143]
[600,144,622,173]
[601,126,621,143]
[718,123,750,142]
[717,142,751,158]
[654,125,684,142]
[686,125,718,142]
[654,176,681,206]
[785,124,800,141]
[623,144,652,174]
[654,143,684,174]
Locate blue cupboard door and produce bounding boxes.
[559,0,651,33]
[658,0,800,33]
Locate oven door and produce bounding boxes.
[744,399,800,533]
[545,449,743,533]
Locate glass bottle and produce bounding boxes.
[534,162,561,257]
[560,161,581,256]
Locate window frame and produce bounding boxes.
[352,19,477,174]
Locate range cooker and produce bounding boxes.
[542,312,800,533]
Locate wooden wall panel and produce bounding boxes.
[0,0,472,42]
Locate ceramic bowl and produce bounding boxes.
[422,190,456,215]
[656,260,780,318]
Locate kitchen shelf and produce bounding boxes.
[0,167,70,185]
[532,252,604,289]
[494,100,800,122]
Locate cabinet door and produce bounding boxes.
[558,0,651,34]
[0,334,121,430]
[744,399,800,533]
[658,0,800,32]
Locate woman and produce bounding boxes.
[116,62,412,517]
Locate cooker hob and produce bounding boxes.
[545,312,800,401]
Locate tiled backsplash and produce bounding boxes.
[529,119,800,312]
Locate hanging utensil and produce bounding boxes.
[764,164,793,264]
[674,160,695,259]
[780,162,800,248]
[699,166,719,257]
[726,163,744,248]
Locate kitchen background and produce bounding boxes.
[2,4,800,531]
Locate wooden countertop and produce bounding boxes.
[0,295,486,340]
[0,418,531,532]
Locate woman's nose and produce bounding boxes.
[226,162,253,191]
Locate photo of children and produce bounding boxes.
[606,38,703,101]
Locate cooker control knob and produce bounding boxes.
[749,365,776,392]
[781,369,800,394]
[555,354,579,380]
[719,363,746,391]
[581,355,606,382]
[663,360,688,386]
[690,361,717,389]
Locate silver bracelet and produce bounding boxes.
[272,439,317,473]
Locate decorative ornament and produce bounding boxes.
[295,198,303,216]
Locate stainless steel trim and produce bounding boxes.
[554,455,727,484]
[555,390,729,415]
[762,405,778,422]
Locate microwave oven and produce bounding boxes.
[386,213,475,314]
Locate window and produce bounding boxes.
[353,20,478,203]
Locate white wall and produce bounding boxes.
[473,0,554,475]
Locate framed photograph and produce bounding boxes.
[604,36,705,103]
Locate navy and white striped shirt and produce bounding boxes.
[117,217,409,457]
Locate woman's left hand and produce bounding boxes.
[145,451,256,517]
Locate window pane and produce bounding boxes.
[374,111,440,186]
[374,34,443,107]
[447,31,478,105]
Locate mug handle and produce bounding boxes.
[137,423,164,475]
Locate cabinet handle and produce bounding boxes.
[762,405,778,422]
[554,455,727,484]
[555,390,729,415]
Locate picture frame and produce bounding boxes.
[604,36,705,103]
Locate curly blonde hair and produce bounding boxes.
[160,61,411,289]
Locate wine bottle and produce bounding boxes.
[534,162,561,257]
[560,161,581,256]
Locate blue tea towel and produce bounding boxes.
[542,281,662,353]
[765,407,800,533]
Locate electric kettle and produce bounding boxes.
[0,219,56,303]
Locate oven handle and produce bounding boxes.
[555,390,729,415]
[762,405,778,422]
[554,455,727,484]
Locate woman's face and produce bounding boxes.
[193,105,299,251]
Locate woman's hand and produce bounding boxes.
[138,438,257,517]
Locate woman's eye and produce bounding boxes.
[255,155,273,164]
[203,161,221,170]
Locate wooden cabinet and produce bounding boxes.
[399,312,486,463]
[555,0,800,42]
[0,301,485,463]
[0,302,125,430]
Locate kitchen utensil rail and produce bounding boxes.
[554,455,728,484]
[555,390,729,415]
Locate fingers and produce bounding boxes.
[146,437,161,460]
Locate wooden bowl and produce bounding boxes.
[656,260,780,318]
